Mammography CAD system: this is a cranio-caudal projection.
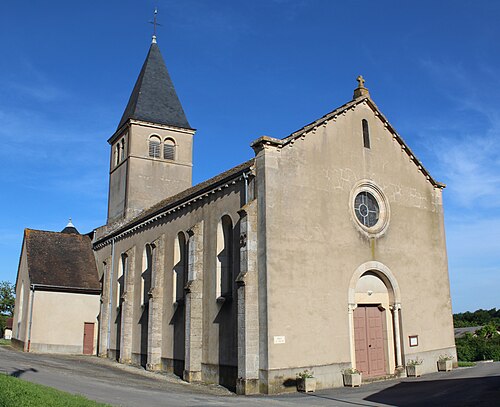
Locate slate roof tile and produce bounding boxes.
[117,42,191,130]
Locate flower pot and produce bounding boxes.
[437,360,453,372]
[343,372,362,387]
[406,364,422,377]
[297,377,316,392]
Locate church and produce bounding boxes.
[14,33,456,395]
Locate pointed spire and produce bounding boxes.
[117,41,191,130]
[61,218,79,234]
[353,75,370,99]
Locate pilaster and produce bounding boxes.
[147,236,165,371]
[119,248,135,364]
[183,221,204,382]
[236,200,260,395]
[98,259,111,357]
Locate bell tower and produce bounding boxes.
[107,36,195,224]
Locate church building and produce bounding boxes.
[91,34,456,394]
[11,31,456,394]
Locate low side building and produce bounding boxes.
[3,317,13,340]
[12,222,100,354]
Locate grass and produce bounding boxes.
[458,361,476,367]
[0,339,11,346]
[0,374,111,407]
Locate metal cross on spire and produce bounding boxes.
[149,7,162,43]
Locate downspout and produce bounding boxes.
[106,238,116,352]
[243,172,249,205]
[27,284,36,352]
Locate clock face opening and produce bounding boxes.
[354,191,380,228]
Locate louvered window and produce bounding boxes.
[164,139,175,160]
[149,138,161,158]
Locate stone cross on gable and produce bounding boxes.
[353,75,370,99]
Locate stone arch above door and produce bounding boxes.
[348,261,401,305]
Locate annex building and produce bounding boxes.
[14,34,456,394]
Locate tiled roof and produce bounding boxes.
[24,229,100,291]
[117,42,191,130]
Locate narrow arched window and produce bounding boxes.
[164,138,176,160]
[115,144,120,166]
[117,254,127,308]
[141,244,153,306]
[362,119,370,149]
[120,138,126,162]
[149,136,161,158]
[17,281,24,323]
[216,215,233,300]
[173,232,187,304]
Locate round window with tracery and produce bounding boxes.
[354,191,380,227]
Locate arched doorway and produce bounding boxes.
[348,262,402,377]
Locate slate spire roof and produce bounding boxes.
[117,40,191,130]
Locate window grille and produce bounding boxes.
[149,139,161,158]
[120,139,126,162]
[164,139,175,160]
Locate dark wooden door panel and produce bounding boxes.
[83,322,94,355]
[354,306,386,377]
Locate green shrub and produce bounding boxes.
[456,333,500,362]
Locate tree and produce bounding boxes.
[0,281,15,337]
[0,281,15,316]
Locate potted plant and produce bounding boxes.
[296,370,316,392]
[406,357,423,377]
[342,368,362,387]
[437,354,453,372]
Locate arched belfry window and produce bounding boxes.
[120,138,126,162]
[173,232,188,304]
[149,136,161,158]
[164,138,176,160]
[115,144,120,166]
[362,119,370,149]
[216,215,233,301]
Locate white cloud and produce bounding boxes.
[417,59,500,209]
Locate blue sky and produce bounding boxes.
[0,1,498,313]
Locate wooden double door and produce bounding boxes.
[353,305,386,377]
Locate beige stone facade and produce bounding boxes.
[93,51,456,394]
[12,231,100,354]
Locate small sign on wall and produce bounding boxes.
[274,335,286,344]
[409,335,418,347]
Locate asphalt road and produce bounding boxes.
[1,346,499,406]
